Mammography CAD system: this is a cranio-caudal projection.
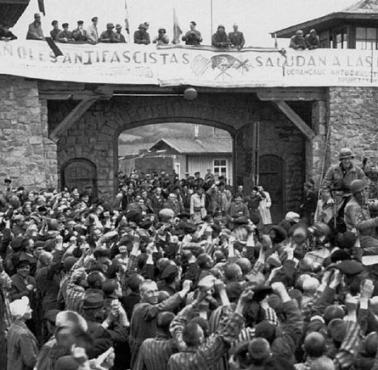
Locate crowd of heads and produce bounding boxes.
[0,157,378,370]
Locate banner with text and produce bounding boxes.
[1,40,378,87]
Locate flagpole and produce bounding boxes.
[210,0,213,40]
[125,0,131,43]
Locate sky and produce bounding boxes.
[13,0,358,47]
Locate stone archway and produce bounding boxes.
[51,92,310,209]
[56,94,252,200]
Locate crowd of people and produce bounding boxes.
[1,147,378,370]
[0,12,327,52]
[0,13,247,50]
[0,11,328,52]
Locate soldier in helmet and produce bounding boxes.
[321,148,367,230]
[344,179,378,254]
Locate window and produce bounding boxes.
[333,29,348,49]
[213,159,227,179]
[319,30,330,48]
[356,27,378,50]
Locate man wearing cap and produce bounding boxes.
[49,20,60,41]
[212,25,230,48]
[9,260,36,302]
[87,17,99,44]
[26,13,44,40]
[344,179,378,254]
[322,148,367,227]
[99,23,117,43]
[153,28,169,45]
[57,23,73,43]
[81,290,114,359]
[134,23,151,45]
[289,29,306,50]
[72,20,88,42]
[228,194,249,220]
[323,148,366,194]
[7,297,38,370]
[305,29,320,49]
[182,21,202,46]
[114,24,126,43]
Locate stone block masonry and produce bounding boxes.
[328,87,378,168]
[0,76,57,188]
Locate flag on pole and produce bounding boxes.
[173,8,182,44]
[124,0,130,35]
[38,0,46,16]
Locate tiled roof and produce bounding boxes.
[149,137,232,154]
[272,0,378,38]
[343,0,378,13]
[118,142,151,157]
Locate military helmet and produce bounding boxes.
[339,148,354,160]
[350,179,365,194]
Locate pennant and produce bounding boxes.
[38,0,46,16]
[125,0,130,35]
[173,8,182,44]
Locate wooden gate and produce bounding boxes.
[62,158,97,196]
[259,155,285,223]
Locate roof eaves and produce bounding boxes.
[272,10,378,37]
[271,12,341,37]
[150,138,183,153]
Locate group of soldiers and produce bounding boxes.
[320,148,378,256]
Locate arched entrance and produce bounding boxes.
[62,158,97,196]
[53,95,307,210]
[259,154,285,222]
[118,123,233,184]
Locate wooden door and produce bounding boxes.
[62,159,97,196]
[259,155,284,223]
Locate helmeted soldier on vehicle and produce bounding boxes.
[344,179,378,255]
[321,148,367,231]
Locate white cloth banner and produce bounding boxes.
[1,40,378,87]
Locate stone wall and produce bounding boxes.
[0,76,57,189]
[328,87,378,168]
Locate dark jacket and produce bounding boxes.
[182,30,202,45]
